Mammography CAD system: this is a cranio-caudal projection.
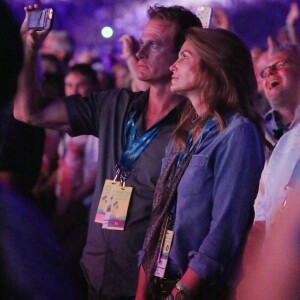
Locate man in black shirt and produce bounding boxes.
[14,4,202,299]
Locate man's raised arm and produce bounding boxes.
[14,4,70,132]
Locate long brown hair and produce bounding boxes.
[173,28,263,151]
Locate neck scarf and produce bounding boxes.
[142,146,197,294]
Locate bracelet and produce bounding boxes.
[175,281,193,299]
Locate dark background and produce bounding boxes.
[5,0,300,61]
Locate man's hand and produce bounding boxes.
[21,4,50,54]
[267,35,278,57]
[286,2,299,27]
[119,34,137,60]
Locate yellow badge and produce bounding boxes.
[95,179,133,230]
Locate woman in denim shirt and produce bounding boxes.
[137,28,265,300]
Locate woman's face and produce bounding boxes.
[169,40,202,98]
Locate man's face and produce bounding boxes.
[136,19,178,85]
[64,72,94,97]
[262,51,300,108]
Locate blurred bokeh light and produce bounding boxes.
[5,0,299,63]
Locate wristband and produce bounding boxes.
[175,281,193,298]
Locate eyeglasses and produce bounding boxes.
[260,58,288,78]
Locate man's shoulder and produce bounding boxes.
[94,88,146,103]
[65,88,147,109]
[64,89,148,131]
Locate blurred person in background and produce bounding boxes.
[54,63,99,299]
[33,53,65,219]
[261,45,300,146]
[0,1,75,298]
[251,49,271,115]
[40,30,75,74]
[56,63,99,214]
[111,61,131,89]
[237,43,300,299]
[211,4,231,30]
[277,1,299,47]
[75,48,116,90]
[239,154,300,300]
[0,2,46,201]
[251,2,299,117]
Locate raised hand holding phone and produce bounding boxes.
[21,4,53,54]
[27,8,54,31]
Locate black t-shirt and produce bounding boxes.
[65,88,180,297]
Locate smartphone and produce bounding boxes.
[27,8,54,31]
[196,6,213,29]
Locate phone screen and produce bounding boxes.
[27,9,54,31]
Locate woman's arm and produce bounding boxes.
[188,123,264,290]
[170,268,205,298]
[136,266,147,300]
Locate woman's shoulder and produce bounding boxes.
[224,111,259,133]
[214,112,263,150]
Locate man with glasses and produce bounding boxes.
[260,45,300,146]
[238,45,300,295]
[254,44,300,225]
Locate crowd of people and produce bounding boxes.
[2,0,300,299]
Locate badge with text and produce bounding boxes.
[154,230,174,278]
[95,179,116,224]
[95,179,132,230]
[105,185,133,230]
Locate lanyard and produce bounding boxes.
[115,112,164,186]
[176,117,216,167]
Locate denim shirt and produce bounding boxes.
[164,113,264,288]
